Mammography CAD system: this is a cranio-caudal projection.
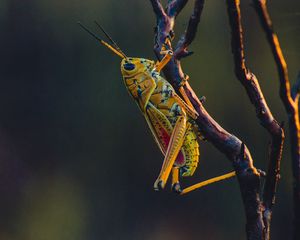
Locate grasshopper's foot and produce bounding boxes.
[154,179,165,191]
[172,182,182,194]
[258,169,266,177]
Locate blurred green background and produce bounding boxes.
[0,0,299,239]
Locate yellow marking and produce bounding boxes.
[180,171,236,195]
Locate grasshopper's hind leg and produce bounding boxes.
[171,167,182,193]
[154,114,188,191]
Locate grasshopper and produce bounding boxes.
[79,22,235,195]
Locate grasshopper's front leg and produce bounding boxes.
[154,39,173,73]
[154,49,173,72]
[138,77,157,112]
[154,111,189,191]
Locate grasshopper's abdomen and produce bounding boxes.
[180,126,199,176]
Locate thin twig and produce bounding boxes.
[150,0,165,17]
[166,0,189,17]
[174,0,204,59]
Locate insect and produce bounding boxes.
[78,22,235,195]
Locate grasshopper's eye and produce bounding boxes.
[124,63,135,71]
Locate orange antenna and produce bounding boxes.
[94,21,127,59]
[78,21,126,59]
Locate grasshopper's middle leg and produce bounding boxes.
[171,167,182,193]
[154,113,188,191]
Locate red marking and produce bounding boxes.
[175,151,185,165]
[159,126,185,166]
[160,127,170,150]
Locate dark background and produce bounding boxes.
[0,0,299,239]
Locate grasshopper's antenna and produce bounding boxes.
[77,21,126,59]
[94,21,127,59]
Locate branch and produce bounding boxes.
[252,0,300,239]
[150,0,174,61]
[174,0,204,59]
[150,0,265,238]
[166,0,189,17]
[226,1,284,238]
[292,72,300,101]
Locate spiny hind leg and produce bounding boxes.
[171,167,182,193]
[154,114,188,191]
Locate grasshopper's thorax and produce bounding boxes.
[121,57,156,99]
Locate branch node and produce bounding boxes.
[200,96,206,103]
[176,50,194,60]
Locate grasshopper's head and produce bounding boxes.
[121,58,155,77]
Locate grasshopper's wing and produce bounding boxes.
[144,102,173,155]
